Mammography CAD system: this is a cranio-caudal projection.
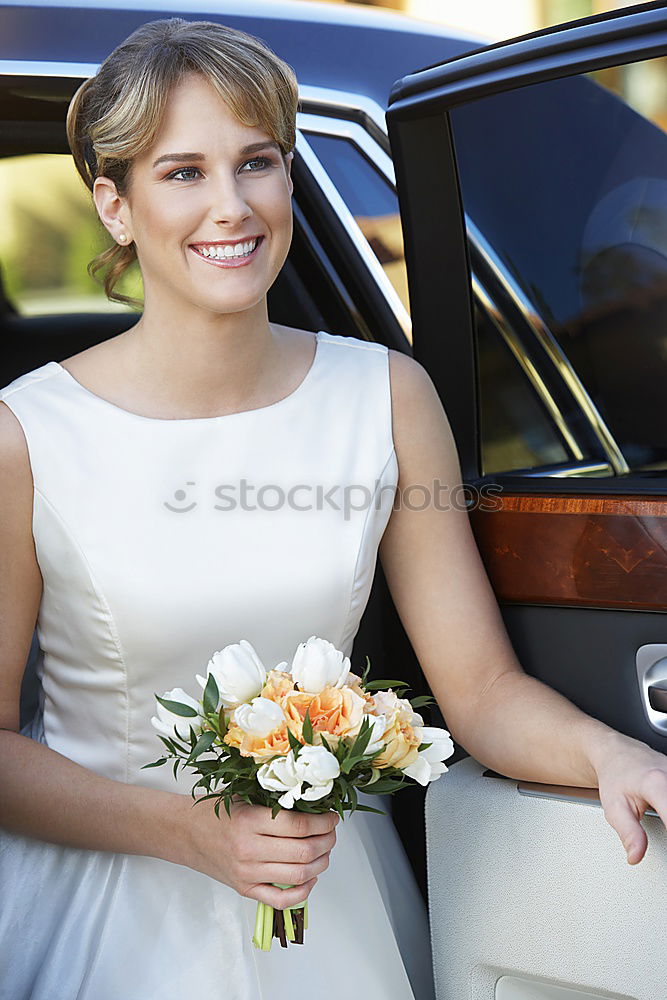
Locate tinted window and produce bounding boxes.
[450,56,667,473]
[304,132,410,322]
[476,304,569,474]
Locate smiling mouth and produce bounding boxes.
[189,236,263,268]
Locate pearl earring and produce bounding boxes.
[118,234,127,243]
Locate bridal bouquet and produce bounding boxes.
[143,636,454,951]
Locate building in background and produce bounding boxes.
[339,0,649,42]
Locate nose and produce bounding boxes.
[209,169,252,228]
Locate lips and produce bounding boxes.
[189,236,264,268]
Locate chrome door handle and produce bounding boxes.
[648,683,667,714]
[636,644,667,734]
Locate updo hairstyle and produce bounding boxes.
[66,17,299,307]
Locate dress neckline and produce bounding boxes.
[49,330,324,424]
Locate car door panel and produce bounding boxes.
[387,5,667,998]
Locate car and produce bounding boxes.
[2,1,667,998]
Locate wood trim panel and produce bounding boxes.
[469,493,667,611]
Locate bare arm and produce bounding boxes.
[379,351,667,862]
[0,401,335,906]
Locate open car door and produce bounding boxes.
[386,5,667,999]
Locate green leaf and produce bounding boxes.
[156,693,198,717]
[302,706,314,745]
[354,803,386,815]
[189,730,218,761]
[361,655,372,685]
[287,727,302,754]
[203,673,219,716]
[418,742,433,753]
[410,695,436,709]
[141,758,167,769]
[362,679,410,692]
[320,734,333,754]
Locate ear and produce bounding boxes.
[284,151,294,197]
[93,176,133,246]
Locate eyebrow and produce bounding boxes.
[152,141,281,169]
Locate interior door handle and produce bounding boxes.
[636,644,667,734]
[648,684,667,714]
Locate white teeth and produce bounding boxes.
[196,238,258,260]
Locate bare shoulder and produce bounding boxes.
[0,400,42,733]
[0,399,33,482]
[386,348,459,482]
[0,398,36,540]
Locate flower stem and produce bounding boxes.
[262,903,274,951]
[283,906,295,941]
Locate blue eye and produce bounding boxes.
[241,156,273,172]
[166,166,202,181]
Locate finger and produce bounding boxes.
[602,797,649,865]
[246,877,317,909]
[256,830,336,864]
[256,851,331,887]
[257,808,339,838]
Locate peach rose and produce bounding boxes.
[223,720,293,760]
[283,684,365,745]
[261,669,297,704]
[373,716,421,770]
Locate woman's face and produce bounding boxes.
[96,72,294,318]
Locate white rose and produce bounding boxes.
[370,691,424,729]
[364,713,389,756]
[257,751,304,809]
[290,636,350,694]
[402,726,455,786]
[297,744,340,800]
[233,697,285,738]
[195,639,267,709]
[151,687,202,741]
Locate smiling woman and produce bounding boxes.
[0,15,435,1000]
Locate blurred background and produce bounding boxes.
[311,0,650,44]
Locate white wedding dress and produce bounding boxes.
[0,330,435,1000]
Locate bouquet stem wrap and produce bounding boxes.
[253,887,308,950]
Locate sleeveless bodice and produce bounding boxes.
[0,331,398,792]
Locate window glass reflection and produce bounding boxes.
[305,132,410,328]
[450,55,667,472]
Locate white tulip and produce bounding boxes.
[233,697,285,738]
[257,751,304,809]
[290,636,350,694]
[151,687,201,741]
[195,639,267,709]
[402,727,455,786]
[299,745,339,801]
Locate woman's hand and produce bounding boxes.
[592,730,667,865]
[174,796,339,908]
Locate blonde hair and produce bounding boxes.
[66,18,299,309]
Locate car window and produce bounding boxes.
[0,153,141,315]
[476,303,569,474]
[306,128,577,474]
[303,132,410,321]
[449,55,667,475]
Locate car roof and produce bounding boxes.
[0,0,483,111]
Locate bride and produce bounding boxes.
[1,16,666,1000]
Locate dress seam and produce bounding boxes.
[34,487,131,783]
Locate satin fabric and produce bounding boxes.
[0,331,435,1000]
